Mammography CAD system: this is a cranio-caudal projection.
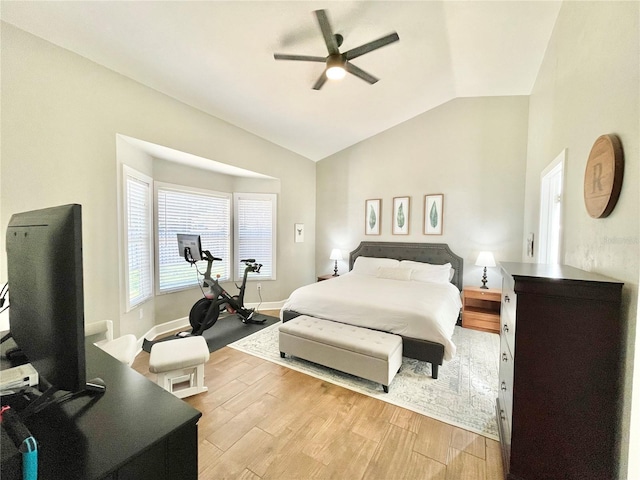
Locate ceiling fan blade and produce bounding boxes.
[312,71,328,90]
[274,53,326,62]
[345,62,379,84]
[314,9,339,55]
[344,32,399,61]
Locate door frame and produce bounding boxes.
[538,149,566,264]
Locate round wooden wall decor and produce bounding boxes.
[583,134,624,218]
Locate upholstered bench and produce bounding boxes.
[149,336,210,399]
[279,315,403,392]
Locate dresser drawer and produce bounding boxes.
[497,393,512,446]
[500,311,515,356]
[496,395,512,474]
[498,333,514,422]
[501,276,517,355]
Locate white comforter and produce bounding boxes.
[281,272,462,360]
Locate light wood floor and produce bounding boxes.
[132,311,504,480]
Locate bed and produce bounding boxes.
[281,241,464,378]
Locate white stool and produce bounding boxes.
[149,336,210,399]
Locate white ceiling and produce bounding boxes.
[1,1,562,162]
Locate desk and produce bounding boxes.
[2,344,201,479]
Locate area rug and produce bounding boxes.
[229,322,500,439]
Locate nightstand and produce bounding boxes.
[317,274,339,282]
[462,286,501,333]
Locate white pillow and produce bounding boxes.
[400,260,452,284]
[376,267,413,281]
[352,256,400,276]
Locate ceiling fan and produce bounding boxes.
[273,9,400,90]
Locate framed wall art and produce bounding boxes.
[424,194,444,235]
[392,196,410,235]
[365,199,381,235]
[294,223,304,243]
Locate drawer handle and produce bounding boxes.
[501,381,507,391]
[504,295,510,303]
[503,324,509,333]
[500,409,506,421]
[502,352,508,362]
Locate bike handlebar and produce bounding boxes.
[187,250,260,271]
[200,250,222,262]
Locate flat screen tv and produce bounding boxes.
[177,233,203,262]
[5,204,87,395]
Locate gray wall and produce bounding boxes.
[1,23,317,338]
[316,96,530,289]
[522,2,639,476]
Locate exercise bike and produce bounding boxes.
[184,246,266,336]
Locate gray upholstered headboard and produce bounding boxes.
[348,241,464,291]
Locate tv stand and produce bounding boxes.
[1,344,201,479]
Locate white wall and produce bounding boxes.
[316,95,530,288]
[522,2,639,476]
[0,23,317,338]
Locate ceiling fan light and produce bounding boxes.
[326,65,346,80]
[325,54,346,81]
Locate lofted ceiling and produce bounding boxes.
[1,1,562,162]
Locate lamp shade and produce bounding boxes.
[330,249,343,261]
[475,251,496,267]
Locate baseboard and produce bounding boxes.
[248,300,285,312]
[138,300,285,347]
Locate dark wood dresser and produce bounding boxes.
[1,344,201,479]
[497,262,623,480]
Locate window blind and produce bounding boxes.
[234,193,276,281]
[156,185,231,292]
[124,168,153,310]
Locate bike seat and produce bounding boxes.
[241,258,256,263]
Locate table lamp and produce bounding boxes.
[330,249,343,276]
[475,251,496,289]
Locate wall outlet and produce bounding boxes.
[257,283,262,291]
